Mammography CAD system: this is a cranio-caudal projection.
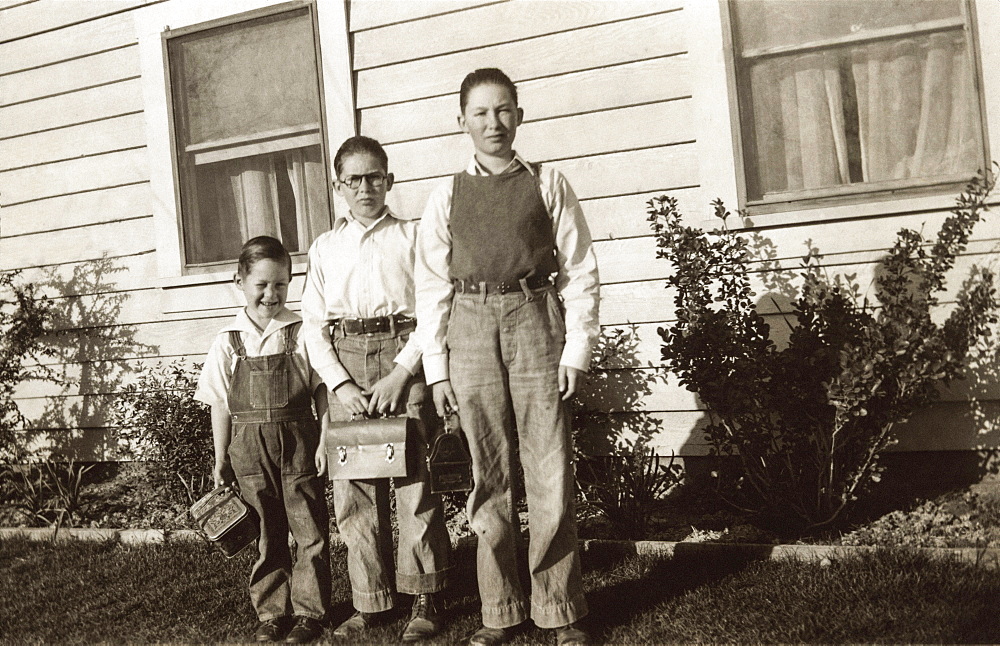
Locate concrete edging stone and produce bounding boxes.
[2,527,998,568]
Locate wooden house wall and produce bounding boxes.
[1,0,999,460]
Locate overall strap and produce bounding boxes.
[228,330,246,358]
[284,321,302,355]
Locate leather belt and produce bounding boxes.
[331,315,416,336]
[453,275,551,295]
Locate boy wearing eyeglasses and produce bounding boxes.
[301,136,450,643]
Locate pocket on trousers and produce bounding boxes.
[283,420,320,475]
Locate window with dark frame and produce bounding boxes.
[729,0,986,206]
[165,4,331,267]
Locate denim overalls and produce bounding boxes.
[227,322,331,622]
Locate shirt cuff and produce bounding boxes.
[193,390,226,411]
[422,352,450,385]
[559,342,592,374]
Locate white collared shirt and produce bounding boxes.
[301,206,421,392]
[194,307,321,413]
[415,152,601,384]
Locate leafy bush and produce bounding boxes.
[0,270,57,463]
[648,170,998,529]
[112,361,213,504]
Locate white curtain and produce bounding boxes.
[752,31,977,196]
[752,51,849,194]
[227,155,281,241]
[285,146,332,251]
[852,32,977,182]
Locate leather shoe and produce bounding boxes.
[401,593,442,642]
[468,625,515,646]
[284,616,323,643]
[332,610,381,638]
[554,622,591,646]
[255,617,290,642]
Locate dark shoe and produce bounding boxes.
[401,593,442,642]
[332,610,379,638]
[554,622,591,646]
[468,625,514,646]
[255,617,291,642]
[284,616,323,643]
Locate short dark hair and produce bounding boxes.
[237,236,292,278]
[333,135,389,177]
[459,68,518,112]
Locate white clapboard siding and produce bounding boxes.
[353,0,677,70]
[386,99,693,183]
[0,147,149,206]
[14,354,206,399]
[0,45,140,106]
[0,0,156,43]
[0,112,146,171]
[2,183,153,237]
[387,143,701,218]
[355,10,686,108]
[0,9,136,75]
[0,78,144,138]
[584,188,703,241]
[1,215,155,269]
[361,55,691,145]
[348,0,500,32]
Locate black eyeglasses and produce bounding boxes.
[339,173,388,189]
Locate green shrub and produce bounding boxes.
[0,270,57,463]
[112,361,213,505]
[648,170,998,529]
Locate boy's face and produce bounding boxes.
[458,83,523,161]
[334,152,393,221]
[235,258,290,329]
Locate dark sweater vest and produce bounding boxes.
[449,165,558,283]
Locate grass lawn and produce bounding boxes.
[1,537,999,644]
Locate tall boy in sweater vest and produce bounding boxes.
[415,68,600,646]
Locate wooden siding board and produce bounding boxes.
[355,10,686,108]
[0,10,136,75]
[353,0,678,70]
[0,0,154,43]
[386,99,694,183]
[0,45,140,106]
[349,0,499,32]
[361,56,691,145]
[387,144,701,219]
[2,183,153,237]
[0,78,144,138]
[1,215,155,269]
[583,189,703,241]
[0,112,146,171]
[0,147,149,206]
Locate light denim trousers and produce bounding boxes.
[329,330,450,613]
[448,285,588,629]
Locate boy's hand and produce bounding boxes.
[214,459,236,489]
[432,380,459,418]
[315,446,328,477]
[334,381,370,416]
[559,365,584,401]
[366,365,410,416]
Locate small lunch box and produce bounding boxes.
[189,485,260,558]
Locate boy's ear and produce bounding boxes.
[331,180,344,198]
[385,172,395,192]
[516,107,524,126]
[457,113,469,134]
[233,272,242,287]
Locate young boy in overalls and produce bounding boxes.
[301,136,450,643]
[195,236,331,644]
[415,68,600,646]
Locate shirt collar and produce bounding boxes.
[336,205,399,229]
[223,307,301,339]
[467,151,535,177]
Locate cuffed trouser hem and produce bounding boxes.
[352,587,395,613]
[396,566,450,595]
[257,613,291,622]
[481,599,529,629]
[531,594,589,629]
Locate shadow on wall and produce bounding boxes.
[21,256,159,460]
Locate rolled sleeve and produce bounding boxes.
[414,178,456,385]
[194,336,233,412]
